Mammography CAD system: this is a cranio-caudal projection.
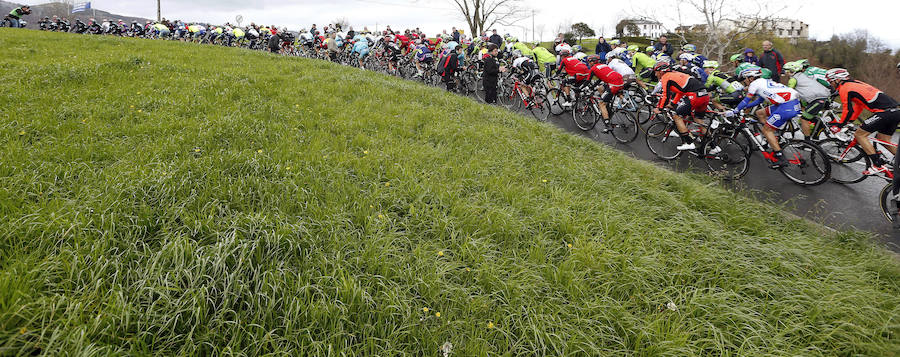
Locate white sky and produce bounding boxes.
[22,0,900,49]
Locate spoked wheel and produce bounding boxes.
[645,121,683,160]
[879,183,897,223]
[609,110,640,143]
[703,136,750,180]
[572,96,599,131]
[547,88,565,116]
[529,93,551,121]
[818,137,867,184]
[777,140,831,185]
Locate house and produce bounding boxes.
[620,19,665,38]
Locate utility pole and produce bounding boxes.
[157,0,161,22]
[531,10,535,43]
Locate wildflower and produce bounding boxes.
[438,250,444,257]
[18,130,25,136]
[487,322,494,329]
[369,205,374,208]
[542,179,548,183]
[130,105,135,109]
[385,182,391,187]
[378,214,384,219]
[465,268,471,272]
[137,91,141,95]
[666,302,677,311]
[19,327,26,334]
[435,312,441,318]
[257,149,263,153]
[423,307,429,313]
[363,150,369,155]
[137,109,142,113]
[441,342,453,357]
[567,243,573,248]
[194,148,201,152]
[286,166,292,171]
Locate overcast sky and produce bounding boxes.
[22,0,900,49]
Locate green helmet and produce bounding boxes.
[797,59,810,70]
[627,44,639,52]
[645,45,655,52]
[608,39,620,46]
[730,54,742,62]
[783,61,803,73]
[703,60,719,69]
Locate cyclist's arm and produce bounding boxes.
[735,93,764,112]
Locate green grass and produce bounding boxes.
[1,29,899,356]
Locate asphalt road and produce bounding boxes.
[535,109,900,252]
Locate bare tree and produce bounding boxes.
[447,0,528,37]
[629,0,779,62]
[333,17,350,32]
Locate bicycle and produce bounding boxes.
[501,74,551,121]
[818,126,896,184]
[733,113,831,185]
[644,109,749,180]
[571,86,640,143]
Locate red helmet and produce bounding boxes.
[653,62,672,73]
[586,54,603,64]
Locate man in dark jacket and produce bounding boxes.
[653,35,674,57]
[451,27,460,42]
[483,43,501,103]
[441,47,460,91]
[489,29,503,47]
[595,37,612,62]
[759,40,785,83]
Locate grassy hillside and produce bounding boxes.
[1,30,899,355]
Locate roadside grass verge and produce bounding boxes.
[1,30,899,355]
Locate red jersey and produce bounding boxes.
[590,64,624,86]
[560,56,590,78]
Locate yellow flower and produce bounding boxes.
[363,150,369,155]
[137,91,141,95]
[435,312,441,318]
[295,104,300,107]
[567,243,573,248]
[385,182,391,187]
[257,149,263,153]
[130,105,135,109]
[19,327,26,334]
[438,250,444,257]
[18,130,25,136]
[286,166,292,170]
[378,214,384,219]
[465,268,471,272]
[137,109,142,113]
[423,307,429,313]
[194,148,201,152]
[487,322,494,329]
[369,205,374,208]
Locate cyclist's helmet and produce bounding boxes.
[897,61,900,71]
[702,60,719,69]
[627,44,639,52]
[783,61,803,73]
[682,44,696,52]
[532,41,541,47]
[511,49,522,58]
[691,55,705,68]
[678,53,695,62]
[825,68,851,82]
[558,47,572,57]
[586,54,603,64]
[653,62,672,73]
[656,55,672,64]
[572,44,583,53]
[797,59,811,70]
[555,44,572,54]
[645,45,655,53]
[509,36,518,43]
[729,54,742,62]
[739,67,763,80]
[608,39,620,46]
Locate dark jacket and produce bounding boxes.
[441,50,459,78]
[760,49,785,76]
[452,30,460,42]
[489,34,503,47]
[483,55,500,88]
[653,42,674,57]
[595,41,612,57]
[742,54,760,66]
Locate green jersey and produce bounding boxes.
[631,52,656,74]
[512,42,533,58]
[533,47,556,64]
[705,70,737,93]
[803,66,831,88]
[734,63,771,79]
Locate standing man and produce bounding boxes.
[5,5,30,28]
[653,35,674,57]
[489,29,503,48]
[759,40,785,83]
[483,43,501,104]
[452,27,460,42]
[595,36,612,62]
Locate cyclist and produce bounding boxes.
[606,49,640,89]
[797,59,830,88]
[532,42,557,77]
[725,68,802,168]
[555,46,591,108]
[677,53,707,83]
[411,40,434,77]
[652,62,711,151]
[702,60,742,108]
[784,61,831,137]
[510,51,541,100]
[439,42,461,91]
[627,45,657,83]
[4,5,30,28]
[509,37,533,60]
[587,54,625,132]
[352,34,370,67]
[827,68,900,175]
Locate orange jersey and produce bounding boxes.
[836,80,898,124]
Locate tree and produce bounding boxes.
[570,22,595,44]
[448,0,528,37]
[333,17,350,32]
[615,19,635,37]
[626,23,641,37]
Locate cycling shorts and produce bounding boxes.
[564,74,590,88]
[763,99,801,130]
[674,92,710,117]
[860,108,900,135]
[598,83,623,103]
[800,98,828,121]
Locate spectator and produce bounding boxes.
[489,29,503,47]
[440,45,460,91]
[759,40,785,82]
[595,36,612,61]
[347,26,356,38]
[483,43,501,103]
[451,27,460,42]
[653,35,674,57]
[741,48,760,65]
[5,5,30,28]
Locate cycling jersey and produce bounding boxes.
[413,44,433,62]
[803,66,830,88]
[734,62,772,80]
[590,64,624,100]
[607,58,635,77]
[787,72,830,103]
[353,40,369,57]
[512,42,533,58]
[677,64,707,83]
[630,52,656,74]
[656,71,707,109]
[835,80,899,124]
[559,56,590,79]
[705,71,737,93]
[741,78,798,106]
[533,47,556,65]
[512,57,540,84]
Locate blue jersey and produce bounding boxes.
[415,45,432,61]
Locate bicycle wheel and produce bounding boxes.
[572,96,599,131]
[645,121,682,160]
[703,136,750,180]
[529,93,551,121]
[778,140,831,186]
[609,110,640,143]
[818,137,867,184]
[547,88,565,116]
[879,183,896,223]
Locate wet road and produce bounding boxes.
[537,110,900,252]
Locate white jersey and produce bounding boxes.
[746,78,798,104]
[512,57,532,68]
[607,58,635,76]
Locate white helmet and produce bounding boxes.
[555,43,571,53]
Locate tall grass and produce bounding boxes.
[1,30,899,355]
